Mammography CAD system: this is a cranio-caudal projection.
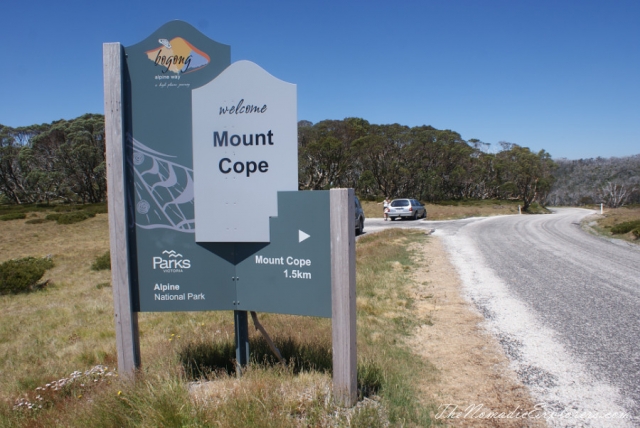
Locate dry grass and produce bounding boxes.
[0,203,548,426]
[407,238,546,427]
[584,205,640,244]
[0,211,440,426]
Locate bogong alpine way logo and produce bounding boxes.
[146,37,210,74]
[153,250,191,272]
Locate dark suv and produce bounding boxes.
[355,196,365,235]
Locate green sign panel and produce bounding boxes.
[123,21,331,317]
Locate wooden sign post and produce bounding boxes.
[103,42,140,376]
[330,188,357,406]
[103,22,356,406]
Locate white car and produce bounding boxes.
[388,199,426,220]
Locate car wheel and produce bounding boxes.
[412,211,418,220]
[356,218,363,235]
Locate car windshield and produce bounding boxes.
[391,200,409,207]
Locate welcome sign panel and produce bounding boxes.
[124,21,234,311]
[192,60,298,243]
[122,21,330,317]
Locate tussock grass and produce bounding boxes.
[0,215,439,426]
[91,251,111,271]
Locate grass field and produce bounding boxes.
[0,209,439,427]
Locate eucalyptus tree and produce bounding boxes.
[496,144,556,211]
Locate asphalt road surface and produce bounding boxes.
[363,209,640,427]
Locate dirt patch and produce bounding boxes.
[407,237,547,427]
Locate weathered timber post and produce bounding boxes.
[330,188,357,407]
[103,42,141,376]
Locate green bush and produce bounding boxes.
[0,204,50,216]
[46,211,96,224]
[91,251,111,271]
[25,218,49,225]
[611,220,640,234]
[0,207,20,216]
[0,257,55,294]
[53,204,85,212]
[45,213,62,221]
[50,203,107,214]
[0,212,26,221]
[85,203,108,214]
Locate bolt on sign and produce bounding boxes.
[104,20,356,406]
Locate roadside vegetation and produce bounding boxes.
[548,155,640,207]
[586,205,640,244]
[3,115,557,212]
[0,209,439,427]
[362,198,549,221]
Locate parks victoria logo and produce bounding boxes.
[153,250,191,273]
[146,37,210,75]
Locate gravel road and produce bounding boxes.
[364,209,640,426]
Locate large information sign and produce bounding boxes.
[105,21,356,405]
[119,21,330,316]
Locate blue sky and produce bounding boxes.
[1,0,638,160]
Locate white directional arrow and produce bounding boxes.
[298,230,310,243]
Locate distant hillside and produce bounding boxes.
[546,155,640,206]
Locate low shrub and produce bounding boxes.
[50,203,107,214]
[53,205,85,212]
[91,251,111,271]
[45,213,62,222]
[0,256,54,294]
[46,211,96,225]
[610,220,640,235]
[632,228,640,240]
[0,212,26,221]
[25,218,49,225]
[525,202,550,214]
[84,203,108,214]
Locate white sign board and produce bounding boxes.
[192,60,298,242]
